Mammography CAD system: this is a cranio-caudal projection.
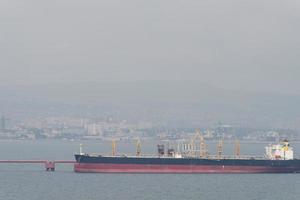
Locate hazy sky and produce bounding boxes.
[1,0,300,94]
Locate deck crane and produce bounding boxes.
[136,138,141,156]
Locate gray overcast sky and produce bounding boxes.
[1,0,300,94]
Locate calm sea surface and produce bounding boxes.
[0,140,299,200]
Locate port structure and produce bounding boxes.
[0,160,75,171]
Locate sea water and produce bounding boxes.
[0,140,299,200]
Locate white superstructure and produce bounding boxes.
[265,140,294,160]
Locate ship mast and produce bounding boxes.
[79,143,84,155]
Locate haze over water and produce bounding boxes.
[1,0,300,129]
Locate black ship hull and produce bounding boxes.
[74,155,300,173]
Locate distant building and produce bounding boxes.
[0,116,5,130]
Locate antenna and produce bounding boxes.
[234,139,240,158]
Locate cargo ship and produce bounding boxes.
[74,139,300,173]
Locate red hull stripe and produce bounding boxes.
[74,163,299,173]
